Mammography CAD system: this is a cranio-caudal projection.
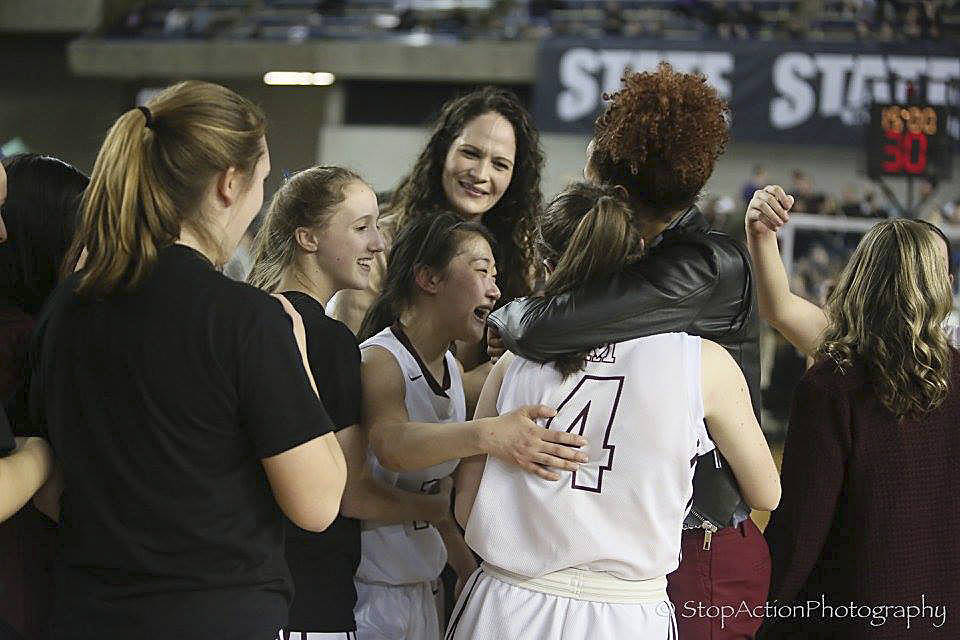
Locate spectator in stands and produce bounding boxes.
[189,2,215,39]
[904,3,922,38]
[734,1,762,37]
[602,0,624,36]
[394,5,419,32]
[163,7,190,37]
[110,2,146,37]
[790,170,825,214]
[918,177,937,208]
[863,190,890,218]
[794,242,838,304]
[0,154,88,639]
[941,200,960,225]
[529,0,561,21]
[920,0,943,39]
[839,184,864,217]
[676,0,725,33]
[849,0,877,38]
[329,86,544,412]
[31,81,347,639]
[741,164,767,207]
[714,0,740,38]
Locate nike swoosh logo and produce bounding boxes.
[409,374,423,381]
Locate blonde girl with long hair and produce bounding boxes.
[762,219,960,638]
[248,166,455,639]
[31,81,346,639]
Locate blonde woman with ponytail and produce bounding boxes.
[247,166,455,639]
[30,81,346,640]
[448,182,779,640]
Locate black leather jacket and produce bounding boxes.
[489,206,761,420]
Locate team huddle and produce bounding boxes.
[2,60,958,640]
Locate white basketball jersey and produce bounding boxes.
[356,325,466,585]
[465,333,714,581]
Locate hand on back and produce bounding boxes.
[479,405,588,481]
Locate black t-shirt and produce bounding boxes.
[280,291,362,632]
[30,245,334,639]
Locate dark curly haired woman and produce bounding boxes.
[329,86,544,410]
[490,63,769,640]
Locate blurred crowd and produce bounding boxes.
[706,164,960,236]
[709,164,959,304]
[107,0,960,43]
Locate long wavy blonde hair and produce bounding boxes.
[817,219,954,420]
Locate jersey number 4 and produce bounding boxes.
[546,375,624,493]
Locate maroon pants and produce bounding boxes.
[667,519,771,640]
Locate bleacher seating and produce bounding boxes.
[105,0,960,43]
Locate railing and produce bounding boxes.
[779,214,960,280]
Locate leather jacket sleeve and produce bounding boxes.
[488,229,762,418]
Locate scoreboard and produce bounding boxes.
[866,104,953,179]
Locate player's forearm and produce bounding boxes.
[746,230,793,324]
[370,419,487,472]
[746,232,828,355]
[0,437,54,523]
[342,475,446,524]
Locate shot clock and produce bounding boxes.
[866,104,953,179]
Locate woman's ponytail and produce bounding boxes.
[539,182,643,377]
[66,81,266,297]
[542,185,642,299]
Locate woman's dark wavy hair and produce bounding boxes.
[1,154,88,315]
[359,211,495,341]
[385,86,543,301]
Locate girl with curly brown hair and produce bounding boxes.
[489,63,770,639]
[330,86,544,410]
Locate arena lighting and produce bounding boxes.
[263,72,336,86]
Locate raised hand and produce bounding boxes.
[745,185,795,239]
